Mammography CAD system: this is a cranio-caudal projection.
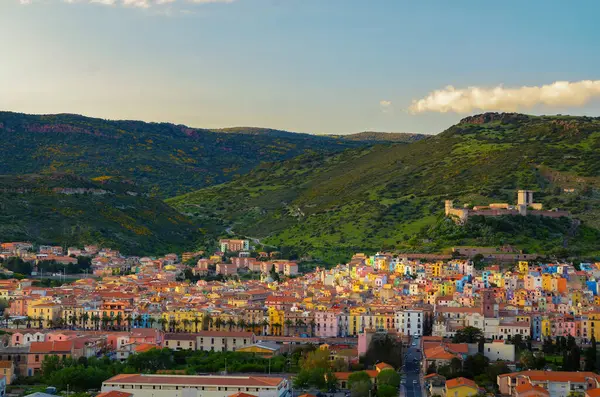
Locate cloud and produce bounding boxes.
[379,100,392,114]
[18,0,237,8]
[409,80,600,114]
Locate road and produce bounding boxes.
[225,225,274,247]
[401,337,423,397]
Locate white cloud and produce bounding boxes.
[17,0,237,8]
[409,80,600,114]
[379,100,392,113]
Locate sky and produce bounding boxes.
[1,0,600,135]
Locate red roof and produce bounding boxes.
[96,392,134,397]
[103,374,284,387]
[446,377,478,390]
[515,383,550,396]
[29,341,73,353]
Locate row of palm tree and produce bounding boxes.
[7,311,319,336]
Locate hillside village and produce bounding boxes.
[0,238,599,397]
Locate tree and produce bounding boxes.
[301,348,330,370]
[293,370,310,389]
[269,264,280,282]
[348,371,371,390]
[512,334,525,352]
[463,353,489,378]
[350,380,371,397]
[376,369,400,388]
[452,326,484,343]
[377,384,397,397]
[363,334,403,369]
[519,351,535,370]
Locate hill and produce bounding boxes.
[168,113,600,263]
[0,174,200,255]
[330,131,429,143]
[0,112,369,197]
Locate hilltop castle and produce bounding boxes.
[445,190,570,223]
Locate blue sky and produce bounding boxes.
[1,0,599,134]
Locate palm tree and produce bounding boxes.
[272,322,281,336]
[158,318,168,331]
[115,313,123,330]
[237,319,247,332]
[148,317,156,329]
[227,318,236,331]
[13,318,23,329]
[168,319,177,333]
[101,315,110,330]
[36,316,44,329]
[55,317,65,329]
[295,319,305,335]
[182,319,191,333]
[46,319,54,329]
[70,314,78,330]
[25,316,32,329]
[91,314,100,330]
[215,317,224,331]
[125,314,133,331]
[81,313,90,330]
[193,317,201,333]
[261,319,269,336]
[284,319,293,336]
[309,319,317,337]
[134,315,143,329]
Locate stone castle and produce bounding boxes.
[445,190,570,223]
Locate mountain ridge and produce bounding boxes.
[0,111,373,197]
[168,112,600,263]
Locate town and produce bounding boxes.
[0,240,597,397]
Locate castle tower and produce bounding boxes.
[517,190,534,206]
[481,289,496,318]
[444,200,454,216]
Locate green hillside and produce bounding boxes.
[328,131,429,143]
[0,174,200,255]
[168,113,600,263]
[0,112,367,197]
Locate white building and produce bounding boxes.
[395,309,423,336]
[102,374,289,397]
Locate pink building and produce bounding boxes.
[216,263,237,276]
[315,311,338,338]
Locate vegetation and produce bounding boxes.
[0,174,200,255]
[32,348,292,394]
[328,131,429,143]
[292,348,338,391]
[169,113,600,264]
[0,112,369,197]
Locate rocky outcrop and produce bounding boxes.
[459,112,530,125]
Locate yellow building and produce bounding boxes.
[585,313,600,341]
[518,261,529,274]
[541,318,552,337]
[431,263,442,277]
[62,305,85,327]
[349,307,367,335]
[542,274,552,292]
[27,301,61,328]
[445,377,479,397]
[268,307,284,336]
[236,342,280,357]
[161,310,203,332]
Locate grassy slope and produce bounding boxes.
[0,174,200,255]
[328,131,429,143]
[0,112,367,197]
[168,113,600,263]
